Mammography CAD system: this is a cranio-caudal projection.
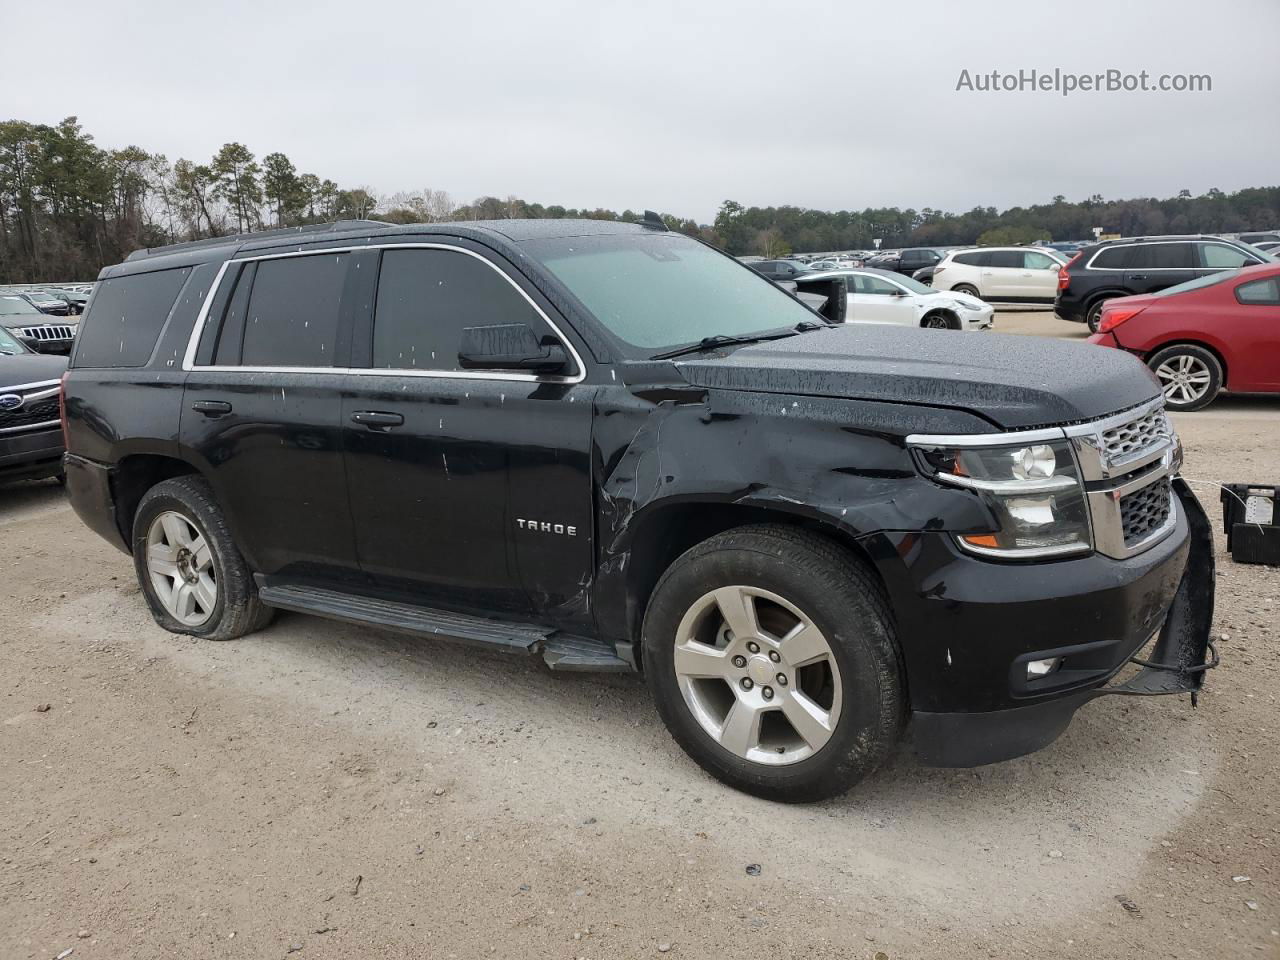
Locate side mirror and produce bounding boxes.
[458,322,570,373]
[891,288,907,297]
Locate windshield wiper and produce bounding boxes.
[652,322,826,361]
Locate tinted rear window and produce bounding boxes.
[74,267,191,368]
[987,250,1024,269]
[241,254,348,367]
[1090,247,1131,269]
[1128,243,1194,269]
[953,251,987,266]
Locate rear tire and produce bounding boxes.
[952,283,981,299]
[642,525,904,802]
[1147,344,1222,411]
[132,475,274,640]
[1085,297,1114,333]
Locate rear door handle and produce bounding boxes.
[191,400,232,417]
[351,410,405,429]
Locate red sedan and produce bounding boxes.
[1087,261,1280,411]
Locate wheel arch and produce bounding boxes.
[617,498,887,659]
[920,308,960,330]
[111,453,203,551]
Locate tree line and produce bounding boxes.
[2,116,1277,282]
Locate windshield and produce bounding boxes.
[889,273,936,295]
[1234,240,1278,262]
[0,295,42,316]
[1152,271,1239,297]
[524,233,817,355]
[0,325,27,353]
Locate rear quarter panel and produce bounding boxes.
[64,260,220,464]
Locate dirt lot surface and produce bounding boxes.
[2,314,1277,960]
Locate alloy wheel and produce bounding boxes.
[672,585,842,765]
[1155,354,1212,405]
[146,510,218,626]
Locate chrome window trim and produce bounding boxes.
[0,418,60,435]
[1083,240,1260,272]
[180,243,588,385]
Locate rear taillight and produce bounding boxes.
[1058,252,1081,291]
[934,266,947,276]
[1098,306,1144,334]
[59,371,70,448]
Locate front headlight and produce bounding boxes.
[914,440,1092,559]
[954,299,986,312]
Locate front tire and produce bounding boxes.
[132,475,274,640]
[642,525,904,802]
[1148,344,1222,411]
[921,312,956,330]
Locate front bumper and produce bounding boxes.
[0,426,64,482]
[870,478,1216,767]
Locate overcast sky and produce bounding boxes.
[5,0,1277,222]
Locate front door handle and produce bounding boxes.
[191,400,232,417]
[351,410,405,429]
[1129,274,1148,280]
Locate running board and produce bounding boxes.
[256,583,631,672]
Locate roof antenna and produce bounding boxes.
[641,209,668,231]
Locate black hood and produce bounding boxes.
[675,325,1161,430]
[0,350,68,388]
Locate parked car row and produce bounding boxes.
[0,293,80,354]
[0,283,93,316]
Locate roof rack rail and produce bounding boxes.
[125,220,396,261]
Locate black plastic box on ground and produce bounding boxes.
[1220,484,1280,566]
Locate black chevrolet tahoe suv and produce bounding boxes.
[61,218,1216,802]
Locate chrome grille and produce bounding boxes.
[0,380,61,434]
[1100,407,1172,467]
[16,324,75,342]
[1120,479,1173,547]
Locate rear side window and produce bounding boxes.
[1128,243,1194,269]
[1199,243,1252,269]
[1236,276,1280,304]
[952,251,985,266]
[1090,247,1131,269]
[987,250,1023,269]
[74,267,191,368]
[371,248,546,372]
[240,254,348,367]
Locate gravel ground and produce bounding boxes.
[2,314,1277,960]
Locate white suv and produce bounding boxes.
[932,247,1066,303]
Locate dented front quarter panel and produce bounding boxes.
[589,374,999,645]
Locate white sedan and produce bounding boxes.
[799,268,994,331]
